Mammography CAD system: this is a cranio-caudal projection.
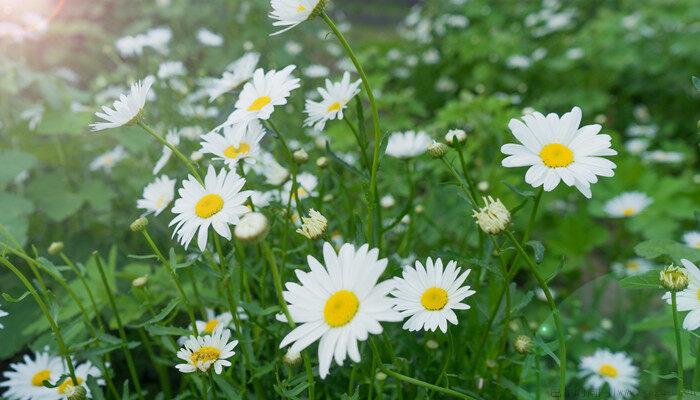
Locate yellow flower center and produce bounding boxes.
[223,143,250,159]
[297,4,306,12]
[327,102,342,112]
[292,187,308,200]
[598,363,618,378]
[539,143,574,168]
[323,290,360,327]
[31,369,51,386]
[622,208,636,217]
[696,288,700,301]
[695,242,700,249]
[57,377,84,394]
[204,319,219,333]
[420,287,449,311]
[190,346,221,366]
[195,194,224,218]
[626,261,639,271]
[248,96,271,111]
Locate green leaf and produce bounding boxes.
[87,375,106,400]
[0,149,37,188]
[0,192,34,246]
[525,241,545,264]
[36,109,92,136]
[26,173,83,222]
[129,299,180,328]
[618,268,661,289]
[635,240,700,263]
[502,181,535,198]
[213,374,242,399]
[145,325,191,336]
[2,291,30,303]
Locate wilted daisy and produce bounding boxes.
[153,130,180,174]
[176,326,238,374]
[612,258,653,276]
[392,258,474,333]
[501,107,617,198]
[55,361,104,398]
[1,349,66,399]
[662,259,700,330]
[385,131,432,159]
[283,172,318,201]
[91,77,154,131]
[683,231,700,249]
[170,166,252,251]
[278,242,402,378]
[216,66,300,133]
[89,145,127,172]
[200,121,266,168]
[201,52,259,102]
[269,0,323,35]
[579,349,638,400]
[296,209,327,240]
[603,192,652,218]
[137,175,176,216]
[304,72,362,131]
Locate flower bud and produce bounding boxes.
[65,385,87,400]
[296,209,327,240]
[130,217,148,233]
[48,242,64,255]
[427,141,448,158]
[283,350,302,367]
[445,129,467,146]
[293,149,309,164]
[234,212,269,243]
[316,156,329,168]
[380,195,395,208]
[660,265,689,291]
[414,204,425,214]
[375,372,387,381]
[132,275,149,288]
[472,196,510,234]
[514,335,533,354]
[426,339,438,350]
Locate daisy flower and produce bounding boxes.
[391,258,475,333]
[269,0,323,35]
[201,53,260,102]
[153,130,180,174]
[663,259,700,330]
[612,258,653,276]
[196,28,223,47]
[55,361,104,398]
[385,131,432,159]
[1,349,66,400]
[200,120,266,168]
[683,231,700,249]
[501,106,617,198]
[249,190,276,208]
[249,150,289,185]
[277,242,402,378]
[157,61,186,80]
[283,172,318,201]
[603,192,652,218]
[170,166,252,251]
[91,78,154,131]
[304,72,362,131]
[195,308,248,335]
[0,305,6,329]
[89,146,127,172]
[579,349,639,400]
[137,175,176,216]
[176,326,238,374]
[216,66,300,133]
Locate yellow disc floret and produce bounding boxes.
[598,363,618,378]
[326,102,341,112]
[190,346,221,366]
[223,143,250,159]
[31,369,51,387]
[420,287,449,311]
[57,377,84,394]
[195,194,224,218]
[248,96,271,111]
[539,143,574,168]
[324,290,360,327]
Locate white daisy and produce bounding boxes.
[176,326,238,374]
[196,28,223,47]
[501,106,617,198]
[137,175,176,216]
[170,166,252,251]
[153,130,180,174]
[304,72,362,131]
[603,192,652,218]
[201,53,260,102]
[303,64,330,78]
[683,231,700,249]
[200,120,266,168]
[579,349,639,400]
[249,190,276,208]
[277,242,402,378]
[385,131,432,159]
[157,61,186,80]
[89,146,127,172]
[55,360,104,398]
[283,172,318,201]
[195,308,248,335]
[663,259,700,330]
[391,258,475,333]
[142,27,172,55]
[216,66,300,132]
[612,258,653,276]
[269,0,322,35]
[249,151,289,185]
[91,77,154,131]
[1,349,65,400]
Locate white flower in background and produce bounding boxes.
[195,308,247,335]
[662,260,700,330]
[0,349,66,399]
[249,190,276,208]
[176,326,238,374]
[20,105,44,131]
[278,242,402,378]
[91,77,153,131]
[201,53,260,102]
[392,258,474,333]
[200,120,266,168]
[624,138,649,155]
[0,306,6,329]
[153,130,180,174]
[304,72,362,131]
[178,103,219,119]
[283,172,318,200]
[180,126,205,141]
[626,124,657,137]
[603,192,652,218]
[683,231,700,249]
[137,175,176,216]
[445,129,467,145]
[250,151,289,185]
[612,258,653,276]
[507,55,531,69]
[643,150,683,164]
[269,0,322,35]
[216,66,300,133]
[56,361,104,398]
[197,28,224,47]
[380,195,395,208]
[566,47,585,60]
[144,27,172,54]
[501,107,617,198]
[303,64,330,78]
[235,212,270,242]
[89,146,127,172]
[285,41,303,55]
[158,61,186,80]
[385,131,432,159]
[170,166,252,251]
[579,349,638,400]
[115,35,145,57]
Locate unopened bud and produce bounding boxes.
[660,265,689,291]
[48,242,64,255]
[130,217,148,233]
[426,339,438,350]
[445,129,467,146]
[293,149,308,164]
[132,275,149,288]
[65,385,87,400]
[375,371,387,381]
[234,212,269,243]
[283,350,302,367]
[296,209,327,240]
[316,156,329,168]
[427,141,448,158]
[473,196,510,234]
[514,335,533,354]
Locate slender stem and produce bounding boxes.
[672,291,685,399]
[142,229,199,336]
[60,252,105,330]
[693,336,700,389]
[344,117,370,169]
[503,231,566,399]
[321,11,383,248]
[0,257,79,385]
[137,120,202,183]
[456,147,478,203]
[440,158,477,208]
[93,253,145,400]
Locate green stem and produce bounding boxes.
[60,252,105,330]
[672,291,685,399]
[455,147,478,203]
[93,253,145,400]
[440,158,477,208]
[344,117,370,169]
[137,120,202,183]
[693,336,700,389]
[503,231,566,399]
